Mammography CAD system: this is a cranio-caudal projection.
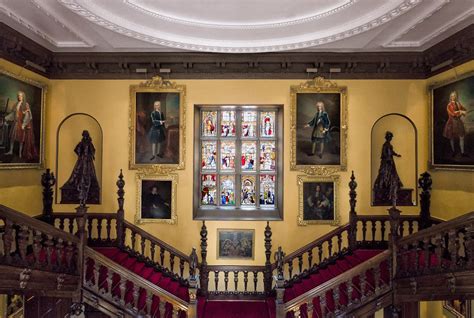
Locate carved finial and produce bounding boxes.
[418,172,432,192]
[264,222,272,264]
[116,169,125,212]
[418,171,432,230]
[200,221,208,263]
[349,171,357,214]
[41,169,56,223]
[189,247,199,278]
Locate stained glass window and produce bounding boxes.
[196,106,281,219]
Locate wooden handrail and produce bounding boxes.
[207,265,266,272]
[0,205,79,244]
[84,246,189,311]
[282,224,350,263]
[124,220,190,262]
[398,211,474,245]
[284,250,391,313]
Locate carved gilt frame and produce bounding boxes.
[297,174,340,226]
[0,68,46,169]
[216,228,255,260]
[290,77,347,175]
[135,173,178,225]
[129,76,186,172]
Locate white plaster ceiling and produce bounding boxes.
[0,0,473,53]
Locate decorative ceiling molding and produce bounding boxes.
[0,1,91,48]
[58,0,421,53]
[385,3,474,48]
[1,22,473,80]
[123,0,357,29]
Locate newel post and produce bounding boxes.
[41,169,56,225]
[188,247,198,317]
[418,172,432,230]
[199,221,209,296]
[274,246,286,317]
[348,171,358,250]
[264,221,273,295]
[388,206,401,281]
[116,170,125,247]
[75,181,89,296]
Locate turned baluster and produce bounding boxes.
[288,259,293,278]
[317,245,323,263]
[234,271,239,292]
[106,217,112,241]
[93,262,100,291]
[333,285,341,313]
[294,307,301,318]
[140,236,146,256]
[434,233,443,271]
[381,221,386,244]
[448,229,459,270]
[412,242,419,274]
[172,307,179,318]
[308,250,313,268]
[253,271,258,292]
[17,225,30,265]
[179,258,185,278]
[106,268,113,295]
[170,253,176,273]
[347,278,354,305]
[145,290,152,315]
[401,244,409,275]
[371,221,377,244]
[87,218,93,241]
[224,271,229,292]
[243,271,249,292]
[68,218,74,235]
[399,221,405,238]
[119,276,127,305]
[98,218,104,240]
[160,247,165,266]
[214,271,219,291]
[132,285,140,310]
[307,302,314,318]
[159,301,166,318]
[328,239,333,258]
[408,221,414,235]
[337,233,343,254]
[32,230,42,267]
[55,238,64,270]
[362,221,367,244]
[374,263,381,294]
[150,243,156,262]
[65,241,74,271]
[45,234,54,270]
[360,271,367,298]
[59,219,65,231]
[422,237,430,272]
[131,230,137,252]
[320,293,327,317]
[298,255,303,274]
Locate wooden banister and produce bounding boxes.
[84,247,190,316]
[0,205,80,244]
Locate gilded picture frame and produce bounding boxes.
[297,175,340,226]
[290,77,347,175]
[129,76,186,172]
[0,68,46,169]
[135,173,178,225]
[429,72,474,170]
[217,229,255,260]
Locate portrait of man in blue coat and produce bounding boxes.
[305,101,331,158]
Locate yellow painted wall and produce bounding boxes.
[0,58,473,265]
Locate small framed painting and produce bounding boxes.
[290,77,347,175]
[298,175,340,226]
[135,174,177,224]
[430,72,474,170]
[129,76,186,172]
[0,68,46,169]
[217,229,255,260]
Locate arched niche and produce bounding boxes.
[371,113,418,206]
[55,113,103,204]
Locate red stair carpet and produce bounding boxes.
[198,299,275,318]
[91,247,189,317]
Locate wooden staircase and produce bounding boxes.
[1,169,473,318]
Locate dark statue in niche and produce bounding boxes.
[60,130,100,204]
[373,131,413,206]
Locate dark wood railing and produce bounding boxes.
[83,247,191,317]
[0,204,81,275]
[397,211,474,278]
[283,250,391,317]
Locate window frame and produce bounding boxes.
[193,104,284,221]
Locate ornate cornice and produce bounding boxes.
[0,22,473,80]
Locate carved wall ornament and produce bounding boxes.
[19,268,32,289]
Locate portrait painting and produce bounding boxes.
[130,76,185,170]
[431,73,474,170]
[298,175,340,226]
[291,77,347,174]
[135,174,177,224]
[217,229,255,260]
[0,69,45,169]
